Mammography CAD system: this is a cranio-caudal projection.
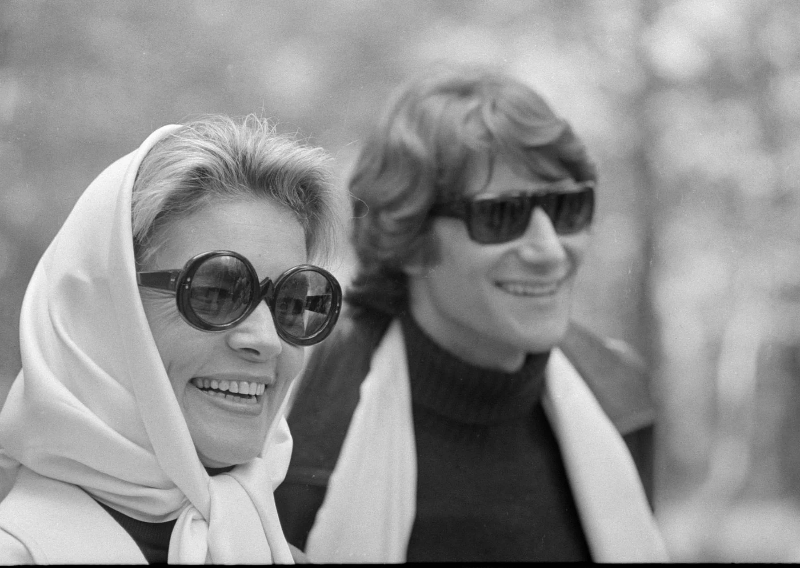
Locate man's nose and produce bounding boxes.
[516,208,569,265]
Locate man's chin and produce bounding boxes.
[518,324,570,354]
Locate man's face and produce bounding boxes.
[407,158,592,372]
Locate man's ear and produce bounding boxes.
[401,246,428,277]
[401,230,439,277]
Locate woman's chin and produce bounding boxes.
[197,452,246,470]
[196,442,262,469]
[183,387,270,468]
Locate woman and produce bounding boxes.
[0,115,345,563]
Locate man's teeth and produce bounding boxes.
[498,282,558,296]
[190,378,266,397]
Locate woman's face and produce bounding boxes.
[139,197,306,468]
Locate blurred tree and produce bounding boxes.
[639,0,800,560]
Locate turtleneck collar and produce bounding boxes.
[401,314,550,425]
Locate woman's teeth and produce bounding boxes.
[190,377,266,401]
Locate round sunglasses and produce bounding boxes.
[429,182,595,245]
[137,250,342,346]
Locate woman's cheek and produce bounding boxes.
[278,345,305,386]
[140,292,205,382]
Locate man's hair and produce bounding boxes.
[131,114,345,267]
[346,66,597,315]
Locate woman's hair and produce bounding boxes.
[346,66,598,315]
[132,114,345,267]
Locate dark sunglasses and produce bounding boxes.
[137,250,342,346]
[429,182,595,245]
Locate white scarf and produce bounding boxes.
[0,125,294,564]
[306,319,669,563]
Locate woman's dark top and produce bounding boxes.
[95,465,234,564]
[400,314,592,562]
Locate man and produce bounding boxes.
[274,67,668,563]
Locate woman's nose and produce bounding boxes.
[226,300,283,361]
[516,207,569,265]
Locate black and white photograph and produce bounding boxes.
[0,0,799,563]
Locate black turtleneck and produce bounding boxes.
[401,314,592,562]
[95,465,235,564]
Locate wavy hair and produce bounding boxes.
[131,114,346,268]
[347,66,597,315]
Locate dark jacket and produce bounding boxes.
[275,308,657,551]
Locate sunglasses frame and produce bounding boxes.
[137,250,342,346]
[429,181,595,244]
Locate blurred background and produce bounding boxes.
[1,0,800,561]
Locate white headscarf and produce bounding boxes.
[0,125,295,563]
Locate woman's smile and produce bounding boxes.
[190,377,269,406]
[185,378,268,417]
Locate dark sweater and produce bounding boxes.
[97,501,175,564]
[400,314,592,562]
[95,465,234,564]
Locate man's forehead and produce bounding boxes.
[465,155,574,196]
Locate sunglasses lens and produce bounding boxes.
[189,255,255,326]
[470,188,594,243]
[551,188,594,234]
[274,269,334,340]
[470,196,531,244]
